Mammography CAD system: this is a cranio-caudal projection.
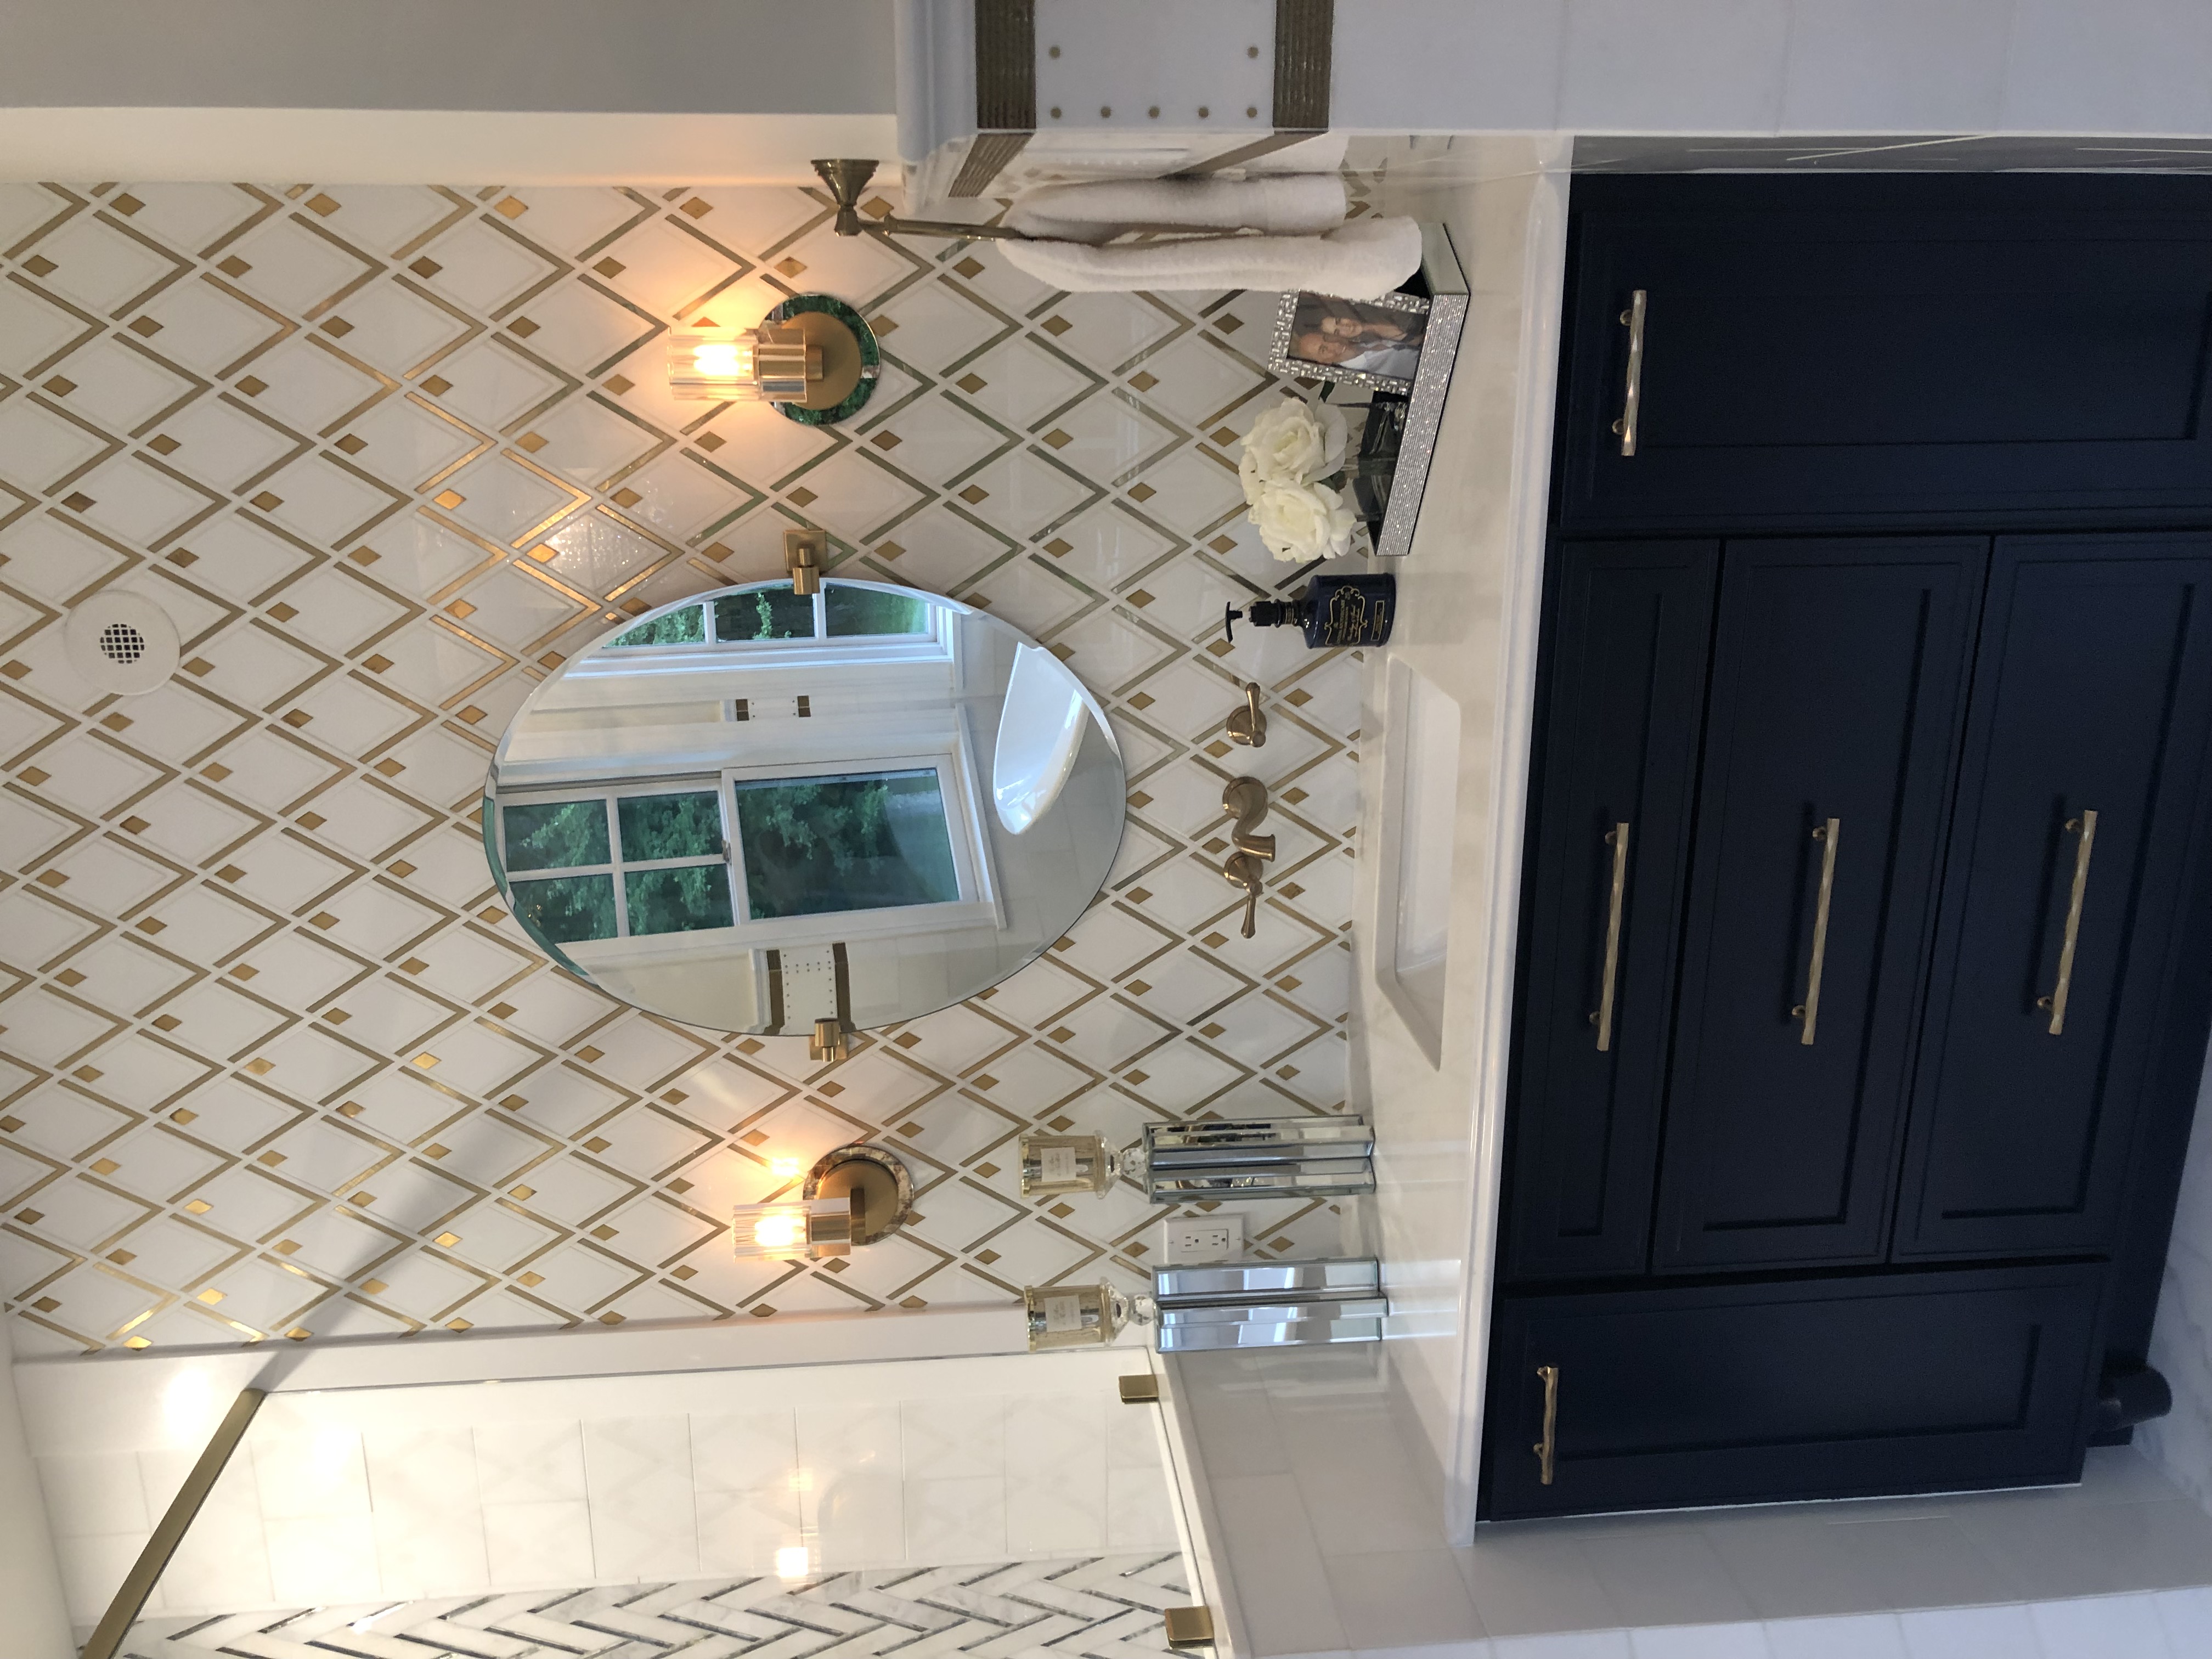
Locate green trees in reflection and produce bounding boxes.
[732,770,958,919]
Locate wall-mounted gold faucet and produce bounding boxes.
[1220,777,1276,938]
[1227,681,1267,748]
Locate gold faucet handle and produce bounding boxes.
[1227,681,1267,748]
[1222,851,1265,939]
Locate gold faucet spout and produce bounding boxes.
[1222,777,1274,861]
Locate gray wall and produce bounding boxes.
[0,0,894,114]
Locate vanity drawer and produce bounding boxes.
[1484,1263,2105,1520]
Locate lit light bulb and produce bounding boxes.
[692,341,747,377]
[775,1545,811,1579]
[770,1156,804,1180]
[752,1212,805,1251]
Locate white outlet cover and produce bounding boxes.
[1162,1212,1244,1263]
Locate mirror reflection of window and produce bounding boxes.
[607,605,706,647]
[731,769,961,920]
[486,579,1125,1032]
[824,585,930,636]
[714,585,815,642]
[501,789,735,944]
[605,581,936,652]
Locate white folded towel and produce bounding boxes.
[998,214,1424,300]
[1006,175,1347,244]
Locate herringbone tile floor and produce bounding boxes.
[121,1554,1197,1659]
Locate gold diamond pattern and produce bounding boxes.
[0,177,1353,1357]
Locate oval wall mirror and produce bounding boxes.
[484,579,1125,1034]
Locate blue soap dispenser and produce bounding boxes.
[1224,571,1396,650]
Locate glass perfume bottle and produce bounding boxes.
[1022,1281,1154,1351]
[1018,1132,1144,1196]
[1224,572,1395,650]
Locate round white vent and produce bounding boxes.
[64,589,180,696]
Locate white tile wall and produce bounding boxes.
[36,1348,1181,1626]
[0,176,1362,1358]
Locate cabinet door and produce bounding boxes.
[1653,539,1981,1272]
[1484,1264,2105,1520]
[1895,537,2212,1259]
[1558,175,2212,533]
[1504,543,1718,1281]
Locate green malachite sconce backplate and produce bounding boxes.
[768,292,881,426]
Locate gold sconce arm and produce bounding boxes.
[785,528,826,597]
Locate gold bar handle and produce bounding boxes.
[1590,821,1630,1051]
[1612,290,1647,455]
[1793,817,1841,1047]
[2039,809,2098,1036]
[1533,1363,1560,1486]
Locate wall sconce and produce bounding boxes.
[666,295,881,426]
[733,1143,913,1262]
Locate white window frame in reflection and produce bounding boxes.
[498,736,1003,964]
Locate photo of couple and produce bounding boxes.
[1284,293,1430,383]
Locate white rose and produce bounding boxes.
[1249,479,1357,564]
[1238,398,1348,502]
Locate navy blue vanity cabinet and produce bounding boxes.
[1485,176,2212,1523]
[1651,539,1982,1272]
[1894,536,2212,1262]
[1504,543,1718,1281]
[1558,176,2212,535]
[1485,1263,2107,1520]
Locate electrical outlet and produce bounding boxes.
[1163,1214,1244,1263]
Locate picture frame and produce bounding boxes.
[1268,287,1434,392]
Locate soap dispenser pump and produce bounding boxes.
[1224,571,1395,650]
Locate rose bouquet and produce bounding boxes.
[1237,398,1359,563]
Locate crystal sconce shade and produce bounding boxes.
[668,325,821,402]
[733,1195,856,1261]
